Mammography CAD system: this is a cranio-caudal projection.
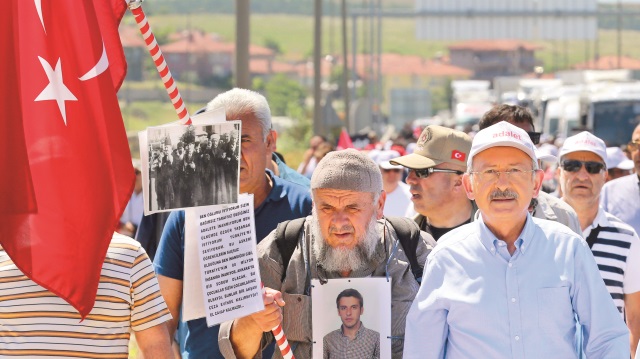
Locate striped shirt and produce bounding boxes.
[0,233,172,358]
[583,207,640,316]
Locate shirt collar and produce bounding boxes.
[265,169,288,201]
[583,206,609,237]
[340,321,366,338]
[477,213,533,255]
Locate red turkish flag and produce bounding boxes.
[336,128,354,150]
[451,150,466,162]
[0,0,133,318]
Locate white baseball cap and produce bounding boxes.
[606,147,634,170]
[559,131,607,164]
[368,149,403,170]
[468,121,537,167]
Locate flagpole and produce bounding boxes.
[261,283,295,359]
[127,1,192,125]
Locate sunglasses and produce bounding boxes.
[382,168,402,173]
[561,160,605,174]
[628,140,640,152]
[527,131,541,145]
[409,168,464,179]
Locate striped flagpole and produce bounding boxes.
[127,1,192,125]
[261,283,295,359]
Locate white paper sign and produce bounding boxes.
[194,194,264,326]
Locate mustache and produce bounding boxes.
[329,225,355,234]
[489,188,519,200]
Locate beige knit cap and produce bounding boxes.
[310,148,382,193]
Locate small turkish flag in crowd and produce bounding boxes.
[451,150,466,162]
[336,128,354,150]
[0,0,133,318]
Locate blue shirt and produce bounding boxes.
[273,153,310,188]
[404,215,629,359]
[154,170,312,358]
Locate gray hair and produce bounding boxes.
[206,88,272,141]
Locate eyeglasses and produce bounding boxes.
[382,168,402,173]
[470,168,538,182]
[561,160,605,174]
[409,168,464,179]
[527,131,541,145]
[628,140,640,152]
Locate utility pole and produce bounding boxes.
[617,0,622,69]
[235,0,250,88]
[342,0,349,130]
[313,0,323,136]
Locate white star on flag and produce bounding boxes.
[35,56,77,126]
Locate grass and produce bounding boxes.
[126,13,640,69]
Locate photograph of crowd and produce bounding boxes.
[145,122,240,213]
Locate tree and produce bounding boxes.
[264,74,306,116]
[263,38,283,55]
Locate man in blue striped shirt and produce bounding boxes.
[559,131,640,355]
[405,121,629,358]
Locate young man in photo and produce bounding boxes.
[323,288,380,359]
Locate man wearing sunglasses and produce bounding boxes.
[478,104,581,235]
[559,131,640,355]
[405,121,628,358]
[390,126,474,241]
[601,123,640,237]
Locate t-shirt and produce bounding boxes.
[601,174,640,236]
[583,207,640,316]
[383,182,415,218]
[0,233,171,358]
[154,171,312,358]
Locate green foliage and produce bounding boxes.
[153,26,174,45]
[143,0,415,15]
[263,74,306,116]
[256,74,312,167]
[263,38,283,55]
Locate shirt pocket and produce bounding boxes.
[282,292,312,343]
[537,286,574,334]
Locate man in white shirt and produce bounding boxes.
[559,131,640,355]
[369,150,415,217]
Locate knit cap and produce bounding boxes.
[311,148,382,193]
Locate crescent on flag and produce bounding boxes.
[79,43,109,81]
[35,0,45,33]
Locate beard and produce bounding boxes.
[310,209,380,273]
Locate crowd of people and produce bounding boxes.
[5,85,640,359]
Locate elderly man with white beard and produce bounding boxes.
[217,149,436,359]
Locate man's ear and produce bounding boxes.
[266,130,277,151]
[462,173,475,201]
[376,191,386,219]
[532,169,545,199]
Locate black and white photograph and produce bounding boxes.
[312,278,391,359]
[141,121,241,214]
